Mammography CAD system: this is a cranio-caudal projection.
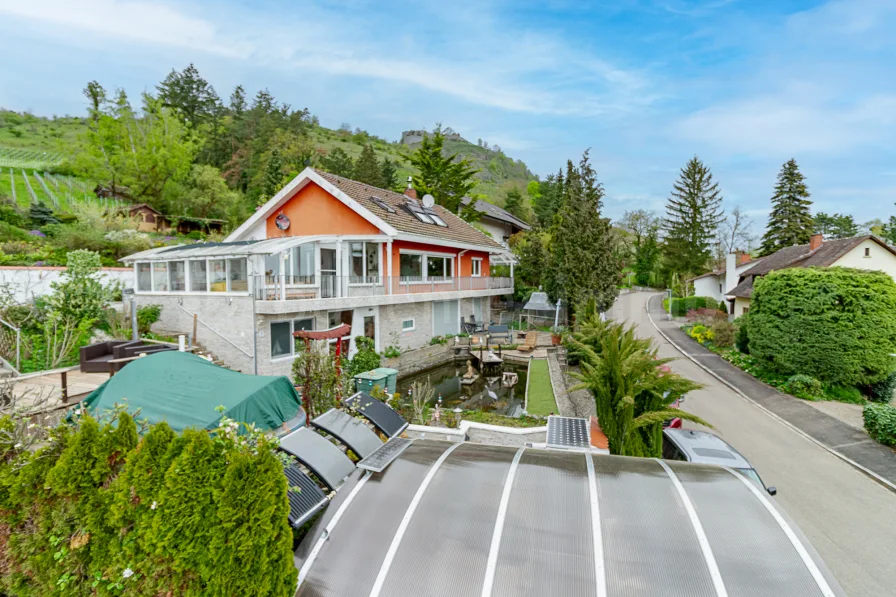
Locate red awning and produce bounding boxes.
[293,324,351,340]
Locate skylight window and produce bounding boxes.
[413,210,435,224]
[370,196,395,213]
[426,212,447,227]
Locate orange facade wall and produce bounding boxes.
[265,181,381,238]
[389,240,490,277]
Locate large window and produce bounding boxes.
[292,245,315,281]
[137,263,152,291]
[189,260,207,292]
[270,317,315,359]
[152,263,168,292]
[209,260,227,292]
[399,253,423,279]
[426,256,451,281]
[228,259,248,291]
[327,310,353,329]
[432,300,459,336]
[350,242,379,283]
[169,261,186,292]
[471,258,482,277]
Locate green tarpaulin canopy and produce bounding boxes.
[81,351,305,432]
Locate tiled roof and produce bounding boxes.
[726,277,754,299]
[315,170,504,251]
[460,196,531,231]
[740,235,891,277]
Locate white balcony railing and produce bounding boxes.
[252,275,512,301]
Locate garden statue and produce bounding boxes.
[463,360,475,379]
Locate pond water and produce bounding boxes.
[396,361,529,417]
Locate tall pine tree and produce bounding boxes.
[503,187,527,220]
[409,125,478,213]
[760,159,813,255]
[546,151,620,313]
[353,144,384,187]
[380,158,398,190]
[662,156,724,277]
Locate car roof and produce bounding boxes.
[664,428,752,469]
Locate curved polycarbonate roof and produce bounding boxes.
[295,440,845,597]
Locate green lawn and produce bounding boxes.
[527,359,558,416]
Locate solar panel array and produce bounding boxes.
[358,437,414,473]
[546,415,591,450]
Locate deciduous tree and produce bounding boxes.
[814,212,858,240]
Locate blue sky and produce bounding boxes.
[1,0,894,230]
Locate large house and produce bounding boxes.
[726,234,896,317]
[460,196,531,246]
[691,251,765,307]
[122,168,513,376]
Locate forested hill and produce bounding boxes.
[0,66,536,224]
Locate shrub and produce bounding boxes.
[0,203,28,228]
[685,307,726,325]
[718,300,729,314]
[710,320,735,347]
[137,304,162,334]
[735,317,750,353]
[747,268,896,387]
[688,324,714,345]
[864,402,896,446]
[824,385,864,404]
[668,296,716,316]
[785,374,823,399]
[0,221,31,242]
[863,370,896,403]
[0,412,297,596]
[347,335,381,376]
[186,230,203,240]
[383,345,401,359]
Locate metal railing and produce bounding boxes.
[252,275,513,301]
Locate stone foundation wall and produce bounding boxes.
[382,343,458,376]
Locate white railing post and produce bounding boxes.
[280,274,286,301]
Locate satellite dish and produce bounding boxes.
[422,194,435,208]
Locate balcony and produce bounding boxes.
[250,275,512,313]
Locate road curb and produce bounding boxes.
[644,294,896,495]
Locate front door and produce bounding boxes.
[320,248,337,298]
[349,307,378,357]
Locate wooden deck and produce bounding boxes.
[10,367,107,413]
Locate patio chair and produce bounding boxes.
[487,324,511,345]
[517,332,538,353]
[283,463,330,528]
[279,427,356,491]
[468,314,487,332]
[461,316,484,334]
[311,409,384,459]
[342,392,409,438]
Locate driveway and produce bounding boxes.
[608,291,896,597]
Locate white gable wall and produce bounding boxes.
[833,239,896,281]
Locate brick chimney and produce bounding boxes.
[810,233,823,251]
[403,176,417,200]
[739,253,752,265]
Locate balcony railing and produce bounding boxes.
[252,275,513,301]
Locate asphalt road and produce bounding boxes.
[609,291,896,597]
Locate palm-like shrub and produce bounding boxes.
[569,317,708,457]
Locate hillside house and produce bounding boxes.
[691,251,765,308]
[726,234,896,317]
[122,204,171,233]
[460,196,531,246]
[122,167,513,376]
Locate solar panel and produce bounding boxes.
[312,409,384,459]
[357,437,414,472]
[283,464,330,528]
[279,427,356,491]
[546,416,590,450]
[343,392,409,438]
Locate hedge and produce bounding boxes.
[0,411,297,596]
[747,267,896,387]
[668,296,717,317]
[864,402,896,446]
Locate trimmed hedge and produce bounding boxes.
[669,296,716,317]
[747,268,896,387]
[864,402,896,446]
[0,412,297,596]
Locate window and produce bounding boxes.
[719,283,723,294]
[292,245,315,280]
[209,260,227,292]
[189,261,207,292]
[169,261,186,292]
[137,263,152,292]
[265,253,281,277]
[400,253,423,279]
[328,310,353,329]
[270,318,315,359]
[349,242,379,283]
[432,300,459,336]
[865,247,871,257]
[401,318,415,332]
[228,258,248,291]
[471,258,482,277]
[425,210,447,227]
[426,255,452,281]
[371,196,395,213]
[152,262,168,292]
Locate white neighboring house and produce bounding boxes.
[459,197,531,247]
[121,168,513,377]
[691,252,765,310]
[726,234,896,318]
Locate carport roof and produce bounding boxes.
[295,440,844,597]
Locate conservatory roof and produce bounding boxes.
[295,440,844,597]
[120,236,329,262]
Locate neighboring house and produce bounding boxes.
[691,251,765,307]
[170,216,225,236]
[122,167,513,376]
[726,234,896,317]
[460,196,531,246]
[121,204,171,233]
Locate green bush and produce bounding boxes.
[718,300,728,314]
[864,370,896,403]
[186,230,203,240]
[0,203,28,228]
[710,320,735,347]
[0,221,31,242]
[785,374,823,399]
[137,304,162,334]
[823,385,864,404]
[864,402,896,446]
[347,335,381,376]
[747,268,896,387]
[0,412,297,596]
[735,317,750,354]
[668,296,715,316]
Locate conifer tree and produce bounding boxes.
[662,156,724,276]
[319,147,355,177]
[260,148,284,204]
[503,187,527,220]
[353,144,384,187]
[546,151,620,313]
[380,157,398,189]
[409,125,478,213]
[533,170,564,228]
[759,159,813,255]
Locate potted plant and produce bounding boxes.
[550,325,566,345]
